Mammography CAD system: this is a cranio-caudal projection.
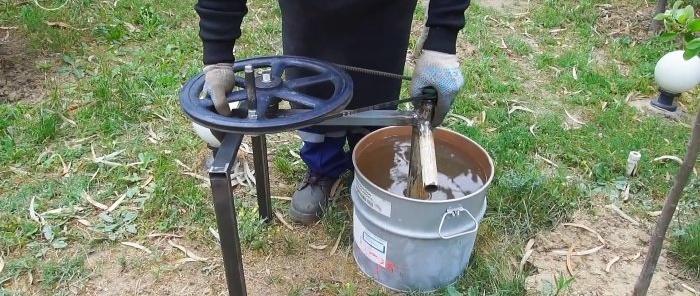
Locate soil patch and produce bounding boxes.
[524,201,700,296]
[0,29,46,104]
[475,0,526,12]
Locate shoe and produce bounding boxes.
[289,170,337,224]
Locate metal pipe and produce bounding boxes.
[407,100,438,198]
[244,65,257,119]
[418,119,438,192]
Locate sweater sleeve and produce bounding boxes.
[195,0,248,65]
[423,0,470,55]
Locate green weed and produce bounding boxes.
[671,220,700,277]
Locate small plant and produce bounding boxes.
[655,1,700,58]
[541,272,574,296]
[670,220,700,276]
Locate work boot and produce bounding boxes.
[289,170,337,224]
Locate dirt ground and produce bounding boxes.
[524,200,700,296]
[0,28,46,104]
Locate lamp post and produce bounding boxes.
[651,50,700,112]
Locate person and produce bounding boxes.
[195,0,470,224]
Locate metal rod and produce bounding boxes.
[208,133,247,296]
[244,65,257,119]
[251,135,273,222]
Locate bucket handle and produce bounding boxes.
[438,207,479,239]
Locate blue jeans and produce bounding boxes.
[279,0,417,178]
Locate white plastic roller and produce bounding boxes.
[191,101,241,148]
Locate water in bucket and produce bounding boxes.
[356,134,487,200]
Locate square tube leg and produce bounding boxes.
[208,133,247,296]
[251,135,273,222]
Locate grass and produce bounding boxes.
[1,0,699,294]
[671,220,700,277]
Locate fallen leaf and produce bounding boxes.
[167,240,208,261]
[82,191,108,210]
[209,227,220,242]
[288,149,300,159]
[75,218,91,227]
[499,38,508,49]
[329,179,343,198]
[563,223,606,245]
[535,153,558,168]
[29,197,43,224]
[272,196,292,201]
[41,206,85,216]
[174,159,192,172]
[447,113,475,126]
[243,161,256,185]
[274,211,294,231]
[565,109,585,125]
[627,251,641,261]
[330,225,345,256]
[648,210,662,217]
[519,249,533,272]
[572,66,578,80]
[309,244,328,250]
[529,124,537,136]
[681,283,699,294]
[653,155,683,164]
[183,172,209,182]
[121,242,152,254]
[123,22,140,33]
[0,254,4,274]
[45,21,72,29]
[175,258,199,265]
[147,233,183,238]
[566,244,576,276]
[606,256,621,272]
[606,204,639,226]
[107,193,127,212]
[508,105,534,115]
[552,245,604,256]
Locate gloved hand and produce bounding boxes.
[410,50,464,127]
[203,63,235,116]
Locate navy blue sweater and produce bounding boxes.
[195,0,470,65]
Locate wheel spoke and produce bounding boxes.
[234,76,245,88]
[285,73,333,89]
[255,93,273,119]
[197,90,248,109]
[277,89,325,108]
[271,60,287,77]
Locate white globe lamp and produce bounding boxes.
[652,50,700,112]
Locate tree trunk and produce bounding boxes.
[632,107,700,295]
[650,0,668,33]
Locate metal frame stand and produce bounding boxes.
[206,112,421,296]
[208,133,273,296]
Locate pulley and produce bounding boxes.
[180,55,354,135]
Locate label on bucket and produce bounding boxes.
[354,182,392,217]
[354,213,388,268]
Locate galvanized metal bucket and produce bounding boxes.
[351,126,494,292]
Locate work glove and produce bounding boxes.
[203,63,235,116]
[410,50,464,127]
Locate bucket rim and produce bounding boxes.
[352,125,495,204]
